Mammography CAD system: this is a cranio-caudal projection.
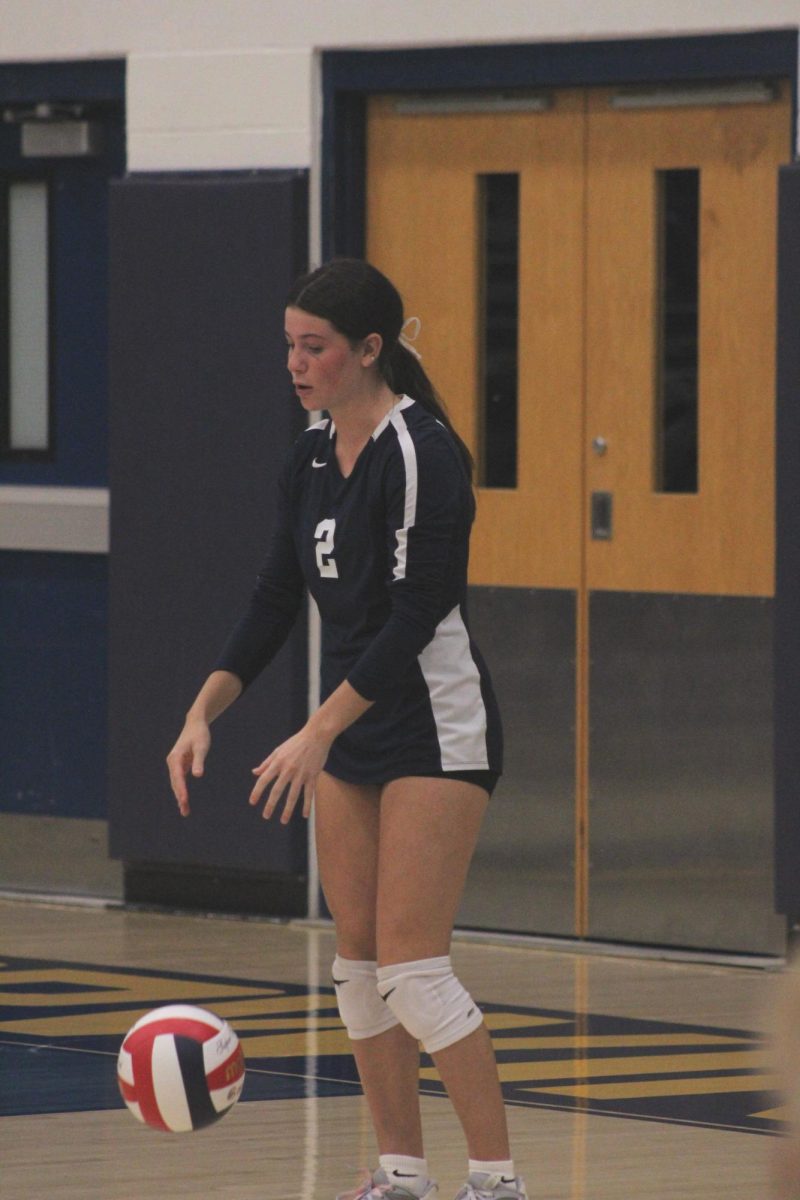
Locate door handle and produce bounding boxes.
[591,491,613,540]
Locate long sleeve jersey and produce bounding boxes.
[215,396,502,781]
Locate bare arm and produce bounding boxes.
[186,669,243,724]
[166,670,243,816]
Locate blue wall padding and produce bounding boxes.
[107,172,309,876]
[0,551,108,819]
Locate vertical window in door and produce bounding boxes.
[1,180,51,456]
[479,173,518,488]
[656,168,699,493]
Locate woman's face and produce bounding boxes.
[285,307,377,411]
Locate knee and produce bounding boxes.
[328,919,376,963]
[376,956,483,1054]
[332,955,400,1041]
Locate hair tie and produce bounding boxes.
[398,316,422,361]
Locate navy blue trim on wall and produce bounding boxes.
[0,59,126,485]
[0,59,125,105]
[322,28,798,258]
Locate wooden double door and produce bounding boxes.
[366,83,791,951]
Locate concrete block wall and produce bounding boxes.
[1,0,799,170]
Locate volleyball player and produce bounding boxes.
[166,259,527,1200]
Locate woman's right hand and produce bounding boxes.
[166,718,211,817]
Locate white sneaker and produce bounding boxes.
[453,1173,528,1200]
[336,1167,438,1200]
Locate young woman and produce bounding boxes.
[166,259,526,1200]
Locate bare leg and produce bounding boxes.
[350,1025,424,1157]
[314,772,424,1156]
[316,772,512,1163]
[376,778,511,1161]
[432,1027,510,1160]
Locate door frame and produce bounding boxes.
[321,29,798,261]
[320,29,800,939]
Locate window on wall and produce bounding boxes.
[655,168,699,494]
[1,178,53,458]
[478,172,519,489]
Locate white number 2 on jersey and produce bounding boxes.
[314,518,339,579]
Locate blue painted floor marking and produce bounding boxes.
[0,953,781,1134]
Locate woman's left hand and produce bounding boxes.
[249,725,332,824]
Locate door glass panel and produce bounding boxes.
[6,180,50,453]
[479,172,518,488]
[656,168,699,494]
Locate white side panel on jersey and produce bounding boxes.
[418,605,489,770]
[389,407,419,581]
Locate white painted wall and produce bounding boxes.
[0,0,798,169]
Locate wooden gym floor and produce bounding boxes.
[0,897,791,1199]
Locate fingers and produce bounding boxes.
[249,726,327,823]
[166,724,210,818]
[249,758,313,824]
[265,778,303,825]
[248,761,273,804]
[166,750,191,817]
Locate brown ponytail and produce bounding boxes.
[383,340,474,482]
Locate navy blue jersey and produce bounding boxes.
[215,396,502,783]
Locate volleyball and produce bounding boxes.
[117,1004,245,1133]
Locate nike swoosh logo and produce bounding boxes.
[379,987,396,1002]
[332,977,347,986]
[312,458,327,468]
[391,1171,418,1179]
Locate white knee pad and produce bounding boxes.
[376,956,483,1054]
[332,956,400,1041]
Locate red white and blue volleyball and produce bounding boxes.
[117,1004,245,1132]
